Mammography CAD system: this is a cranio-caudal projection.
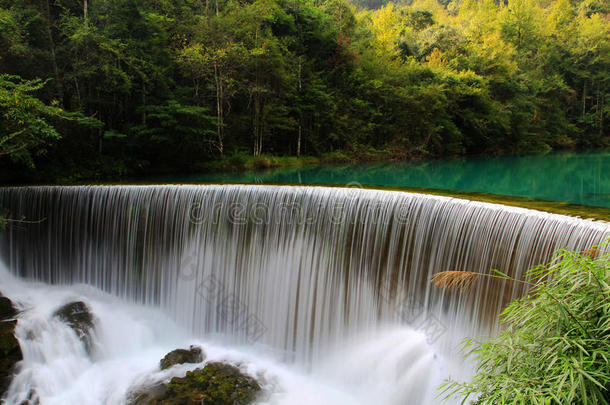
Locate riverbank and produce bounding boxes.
[193,148,416,173]
[0,148,411,185]
[354,184,610,222]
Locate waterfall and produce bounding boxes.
[1,185,608,366]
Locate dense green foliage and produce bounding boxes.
[0,74,99,168]
[0,0,607,181]
[442,247,610,404]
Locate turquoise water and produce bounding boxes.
[153,151,610,208]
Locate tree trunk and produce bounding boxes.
[44,0,62,104]
[297,126,301,157]
[253,93,260,156]
[83,0,88,21]
[600,93,604,137]
[214,62,224,155]
[296,55,303,157]
[142,82,146,125]
[582,81,587,120]
[597,87,605,137]
[257,97,263,156]
[253,27,262,157]
[74,77,82,108]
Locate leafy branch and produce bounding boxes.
[432,245,610,404]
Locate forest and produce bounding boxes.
[0,0,608,182]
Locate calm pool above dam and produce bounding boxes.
[150,151,610,209]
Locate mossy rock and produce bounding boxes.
[160,346,205,370]
[0,295,22,397]
[151,362,260,405]
[53,301,95,354]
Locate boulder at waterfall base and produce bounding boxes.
[160,345,205,370]
[53,301,95,354]
[0,295,22,396]
[156,362,261,404]
[129,358,261,405]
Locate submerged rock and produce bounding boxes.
[160,345,205,370]
[19,388,40,405]
[128,353,261,405]
[128,382,167,405]
[0,294,22,397]
[53,301,95,354]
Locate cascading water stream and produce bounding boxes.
[0,185,608,404]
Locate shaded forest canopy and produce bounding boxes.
[0,0,608,182]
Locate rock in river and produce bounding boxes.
[53,301,95,354]
[0,295,22,397]
[160,345,205,370]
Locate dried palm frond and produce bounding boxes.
[430,271,480,291]
[581,247,599,259]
